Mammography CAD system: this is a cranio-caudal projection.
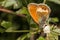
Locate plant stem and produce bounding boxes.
[43,0,46,4]
[6,30,30,32]
[46,33,49,40]
[30,33,34,40]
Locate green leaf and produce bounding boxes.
[1,0,22,9]
[48,33,58,40]
[5,24,20,32]
[16,7,29,15]
[1,21,13,29]
[13,0,22,9]
[5,27,15,32]
[0,28,5,33]
[37,36,45,40]
[2,0,16,7]
[50,17,59,23]
[53,28,60,34]
[0,0,4,2]
[17,34,27,40]
[48,0,60,4]
[49,30,59,40]
[27,33,32,38]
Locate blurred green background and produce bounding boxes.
[0,0,60,40]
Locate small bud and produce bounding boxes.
[43,25,50,33]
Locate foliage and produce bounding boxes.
[0,0,60,40]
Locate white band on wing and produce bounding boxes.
[36,8,48,13]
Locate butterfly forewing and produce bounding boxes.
[28,3,40,24]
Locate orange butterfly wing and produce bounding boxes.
[28,3,40,24]
[28,3,51,24]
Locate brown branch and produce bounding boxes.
[0,7,26,18]
[0,8,14,13]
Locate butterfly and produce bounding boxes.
[28,3,51,28]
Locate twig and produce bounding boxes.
[46,33,49,40]
[0,7,26,18]
[30,34,34,40]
